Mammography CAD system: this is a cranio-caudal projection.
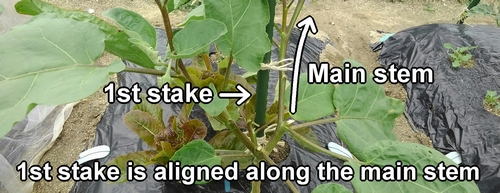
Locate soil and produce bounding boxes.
[28,0,496,192]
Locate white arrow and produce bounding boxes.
[218,84,252,106]
[290,15,318,114]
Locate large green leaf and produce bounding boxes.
[15,0,161,69]
[172,18,227,59]
[312,183,352,193]
[285,73,336,121]
[102,7,157,49]
[204,0,271,72]
[199,83,229,116]
[347,140,480,193]
[177,4,205,27]
[334,59,404,161]
[0,14,124,138]
[170,139,221,184]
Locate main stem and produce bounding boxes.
[264,0,308,154]
[264,0,290,154]
[255,0,277,137]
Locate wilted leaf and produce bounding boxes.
[347,140,480,193]
[102,7,157,49]
[312,183,352,193]
[205,0,272,72]
[172,18,227,59]
[180,119,208,142]
[0,14,123,138]
[285,73,336,121]
[106,150,156,183]
[171,139,221,184]
[123,110,166,149]
[334,59,404,160]
[208,130,246,150]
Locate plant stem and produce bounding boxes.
[255,0,276,138]
[289,116,340,130]
[202,54,213,71]
[251,181,261,193]
[222,52,233,90]
[154,0,194,84]
[286,0,306,45]
[123,66,166,76]
[264,0,289,154]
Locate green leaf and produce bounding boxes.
[467,3,495,16]
[172,18,227,59]
[0,14,124,138]
[102,7,157,49]
[312,183,352,193]
[452,60,461,68]
[285,73,336,121]
[106,150,156,183]
[334,59,404,161]
[199,83,229,116]
[177,4,205,27]
[461,54,473,61]
[171,139,221,185]
[15,0,161,69]
[346,140,480,193]
[443,43,453,49]
[204,0,272,72]
[123,110,166,149]
[457,46,477,53]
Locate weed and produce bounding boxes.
[484,90,500,116]
[444,43,477,68]
[424,2,435,12]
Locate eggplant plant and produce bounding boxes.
[0,0,481,192]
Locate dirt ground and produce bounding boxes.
[28,0,496,192]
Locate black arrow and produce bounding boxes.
[218,84,252,106]
[289,15,318,114]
